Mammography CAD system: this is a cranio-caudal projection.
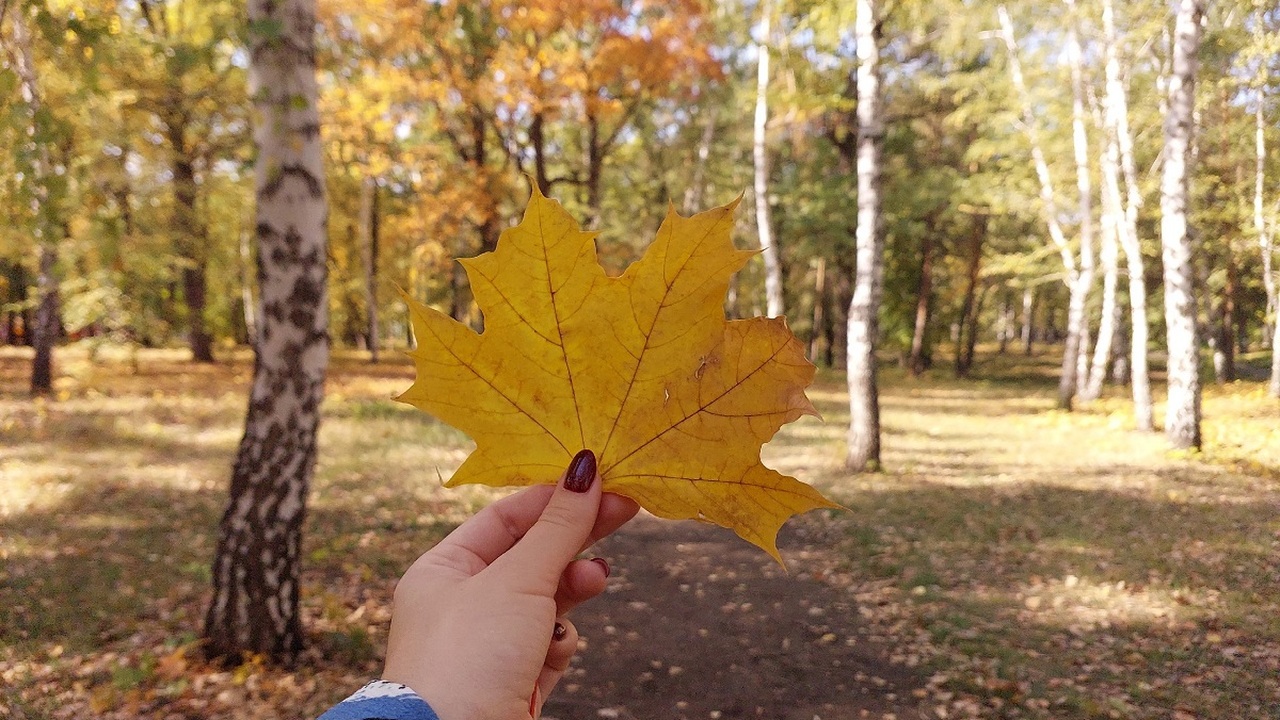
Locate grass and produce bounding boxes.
[2,342,1278,718]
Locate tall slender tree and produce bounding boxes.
[998,5,1085,411]
[1101,0,1153,430]
[1159,0,1203,450]
[205,0,329,662]
[846,0,884,471]
[6,5,61,395]
[1253,6,1280,397]
[1065,0,1096,401]
[754,0,785,318]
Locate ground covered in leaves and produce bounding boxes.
[1,345,1277,719]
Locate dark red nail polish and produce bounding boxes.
[590,557,611,578]
[564,449,597,493]
[553,622,567,641]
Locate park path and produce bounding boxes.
[542,513,929,720]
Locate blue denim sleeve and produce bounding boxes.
[317,680,441,720]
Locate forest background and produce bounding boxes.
[3,0,1280,718]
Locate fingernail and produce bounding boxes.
[564,449,597,493]
[553,622,567,641]
[590,557,611,578]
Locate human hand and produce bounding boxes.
[382,449,639,720]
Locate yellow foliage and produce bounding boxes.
[397,188,839,562]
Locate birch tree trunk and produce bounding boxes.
[205,0,329,663]
[846,0,884,472]
[1102,0,1154,430]
[1253,18,1280,396]
[1066,0,1095,402]
[753,0,785,318]
[1083,183,1120,401]
[1159,0,1203,450]
[10,7,60,395]
[998,5,1084,411]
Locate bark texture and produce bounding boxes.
[1102,0,1153,429]
[1159,0,1203,450]
[846,0,884,472]
[204,0,329,663]
[753,0,785,318]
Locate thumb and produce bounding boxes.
[489,449,602,590]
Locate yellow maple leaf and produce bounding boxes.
[397,186,840,562]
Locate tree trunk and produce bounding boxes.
[684,107,717,214]
[1066,0,1095,402]
[239,231,257,347]
[954,215,985,378]
[11,8,60,395]
[999,5,1083,411]
[361,175,380,363]
[1251,15,1279,395]
[205,0,329,664]
[167,109,214,363]
[753,0,785,319]
[809,257,827,364]
[1102,0,1153,430]
[909,231,935,376]
[1083,180,1120,401]
[846,0,884,472]
[1159,0,1203,450]
[1021,287,1034,355]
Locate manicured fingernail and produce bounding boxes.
[590,557,611,578]
[553,622,567,641]
[564,449,597,493]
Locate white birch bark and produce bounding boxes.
[1159,0,1203,449]
[754,0,785,318]
[1084,171,1120,401]
[846,0,884,471]
[1254,13,1280,396]
[1066,0,1096,401]
[1102,0,1153,430]
[205,0,329,662]
[998,5,1084,410]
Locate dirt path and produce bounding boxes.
[543,514,928,720]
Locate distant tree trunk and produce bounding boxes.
[828,259,852,369]
[753,0,785,318]
[1103,0,1153,429]
[846,0,884,472]
[809,257,827,363]
[999,5,1083,411]
[1221,255,1236,382]
[11,8,59,395]
[909,230,935,376]
[205,0,329,663]
[167,111,214,363]
[361,175,380,363]
[684,107,717,214]
[954,215,985,378]
[1083,185,1120,401]
[1021,287,1034,355]
[239,231,257,347]
[964,284,989,374]
[585,114,604,228]
[1159,0,1203,450]
[1252,19,1279,396]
